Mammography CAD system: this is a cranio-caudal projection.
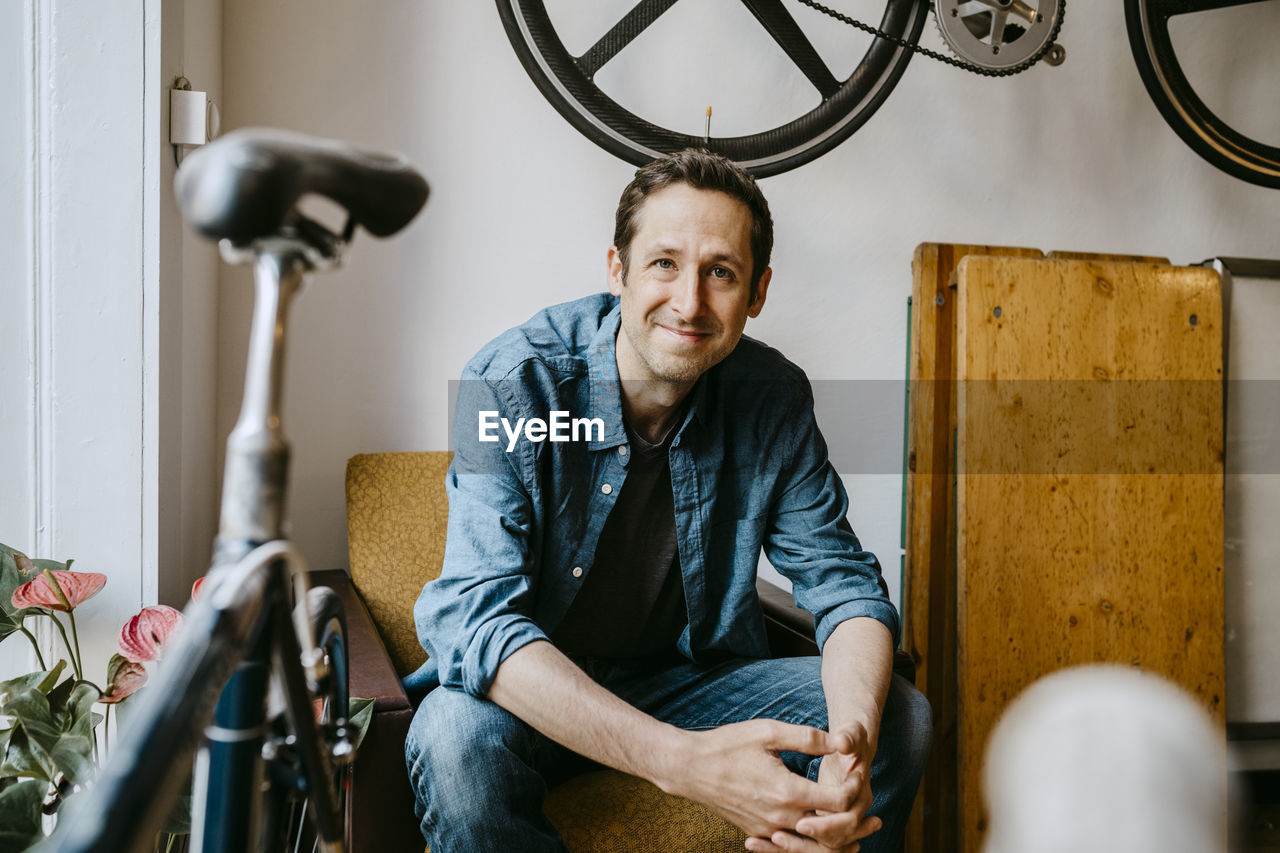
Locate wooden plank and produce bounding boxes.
[1046,250,1170,264]
[953,257,1224,853]
[904,243,1042,853]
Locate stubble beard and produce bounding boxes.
[619,307,729,387]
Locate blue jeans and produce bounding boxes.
[405,656,932,852]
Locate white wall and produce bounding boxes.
[1,0,33,588]
[1,0,161,683]
[1,0,221,685]
[220,1,1280,609]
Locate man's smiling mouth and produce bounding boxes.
[658,324,714,342]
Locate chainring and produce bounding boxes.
[936,0,1065,71]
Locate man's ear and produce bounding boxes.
[747,267,772,318]
[607,245,625,296]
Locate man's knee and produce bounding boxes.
[405,687,533,816]
[405,687,569,849]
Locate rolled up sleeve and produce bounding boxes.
[413,370,549,697]
[763,385,900,650]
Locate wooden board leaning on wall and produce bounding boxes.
[902,245,1208,853]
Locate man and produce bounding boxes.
[405,150,931,852]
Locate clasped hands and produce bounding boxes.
[667,718,879,853]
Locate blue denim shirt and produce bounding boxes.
[406,293,898,698]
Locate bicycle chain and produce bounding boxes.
[794,0,1066,77]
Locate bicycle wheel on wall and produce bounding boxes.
[1125,0,1280,189]
[497,0,930,177]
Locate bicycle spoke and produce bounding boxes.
[1146,0,1271,18]
[989,8,1009,48]
[953,1,992,18]
[740,0,841,98]
[576,0,683,79]
[1008,0,1040,24]
[293,801,307,853]
[955,0,1039,21]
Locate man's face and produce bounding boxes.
[608,183,770,388]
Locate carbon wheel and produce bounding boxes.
[1125,0,1280,188]
[497,0,930,177]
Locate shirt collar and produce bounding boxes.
[585,301,628,450]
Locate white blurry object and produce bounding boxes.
[982,665,1227,853]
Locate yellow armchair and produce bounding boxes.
[340,451,914,851]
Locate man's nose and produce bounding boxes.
[669,269,704,318]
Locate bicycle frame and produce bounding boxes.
[197,242,345,853]
[52,240,346,853]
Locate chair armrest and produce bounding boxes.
[757,578,820,657]
[310,570,421,853]
[755,578,916,685]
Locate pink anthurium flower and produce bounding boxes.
[100,653,148,704]
[117,605,184,663]
[12,570,107,612]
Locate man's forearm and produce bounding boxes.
[486,639,685,789]
[821,617,894,746]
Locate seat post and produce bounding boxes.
[213,246,308,566]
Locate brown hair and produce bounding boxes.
[613,149,773,298]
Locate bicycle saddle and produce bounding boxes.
[175,127,429,243]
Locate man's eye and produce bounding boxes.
[710,266,732,279]
[655,259,675,269]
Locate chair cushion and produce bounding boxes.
[547,770,746,852]
[421,769,745,853]
[346,451,452,676]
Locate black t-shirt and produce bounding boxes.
[551,421,687,661]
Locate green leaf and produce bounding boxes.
[0,725,12,762]
[0,662,68,711]
[348,696,375,751]
[44,676,74,718]
[31,558,68,574]
[0,727,52,783]
[0,778,45,851]
[35,662,66,696]
[0,682,95,785]
[0,544,33,642]
[58,684,99,741]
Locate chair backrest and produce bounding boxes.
[345,451,453,677]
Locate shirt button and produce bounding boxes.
[572,566,584,578]
[618,446,628,456]
[601,483,613,495]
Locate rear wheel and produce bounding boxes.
[1125,0,1280,188]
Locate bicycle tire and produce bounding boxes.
[261,586,351,853]
[1124,0,1280,189]
[496,0,930,177]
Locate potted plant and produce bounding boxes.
[1,544,185,850]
